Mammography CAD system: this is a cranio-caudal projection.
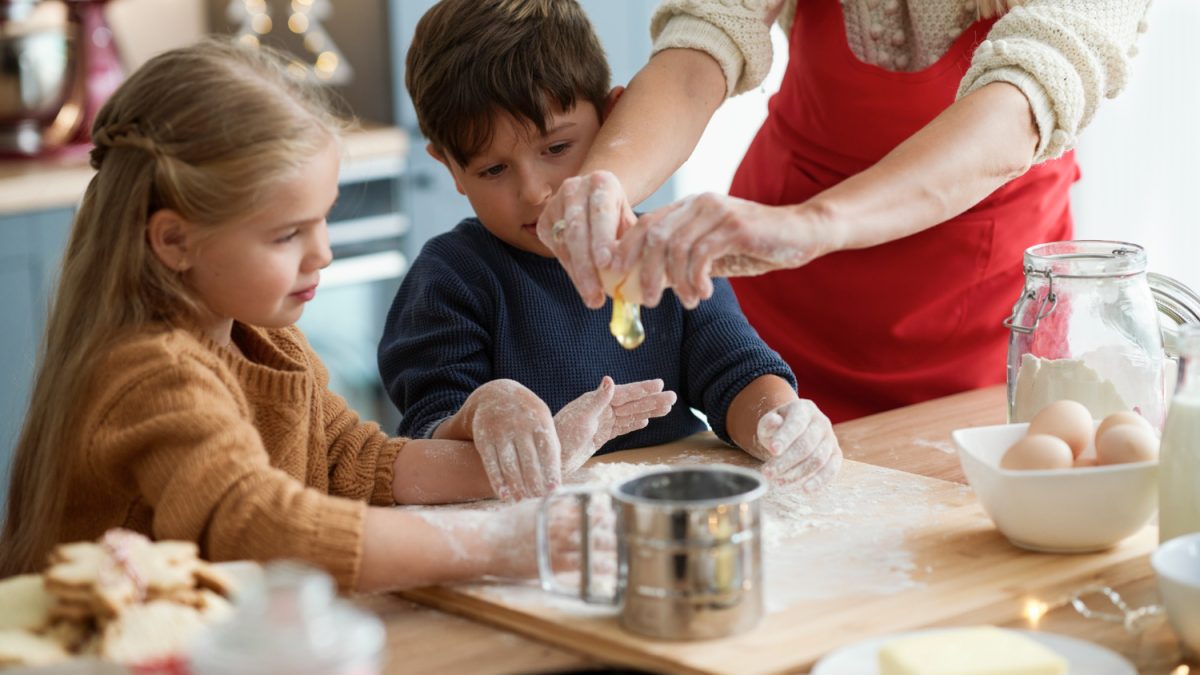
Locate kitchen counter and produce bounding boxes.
[361,385,1188,674]
[0,125,408,216]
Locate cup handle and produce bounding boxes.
[535,485,616,606]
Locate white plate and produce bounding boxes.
[811,628,1136,675]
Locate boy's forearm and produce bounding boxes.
[391,437,493,504]
[582,48,725,205]
[726,375,799,456]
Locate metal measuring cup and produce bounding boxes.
[536,465,767,640]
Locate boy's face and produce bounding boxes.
[434,98,609,257]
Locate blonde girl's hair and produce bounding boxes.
[0,37,347,576]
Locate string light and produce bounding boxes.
[1022,598,1049,627]
[228,0,352,84]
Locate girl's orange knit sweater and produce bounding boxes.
[56,321,404,590]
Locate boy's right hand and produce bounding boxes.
[462,379,562,502]
[554,377,678,474]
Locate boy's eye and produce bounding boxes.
[274,230,300,244]
[547,142,571,155]
[479,164,506,178]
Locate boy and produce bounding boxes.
[380,0,841,489]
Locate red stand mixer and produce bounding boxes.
[0,0,124,157]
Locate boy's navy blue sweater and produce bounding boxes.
[377,218,796,454]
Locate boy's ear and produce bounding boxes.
[426,143,467,196]
[147,209,195,272]
[601,86,626,123]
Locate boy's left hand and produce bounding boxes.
[555,377,678,474]
[753,399,843,492]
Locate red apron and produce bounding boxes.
[729,0,1079,422]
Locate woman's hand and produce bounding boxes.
[461,379,562,502]
[614,193,836,308]
[536,171,637,309]
[751,399,843,492]
[554,377,677,474]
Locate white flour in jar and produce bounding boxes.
[1012,352,1142,423]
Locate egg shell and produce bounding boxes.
[1096,425,1159,465]
[1028,400,1094,458]
[1000,434,1075,471]
[1095,411,1154,442]
[1073,456,1099,468]
[599,267,645,305]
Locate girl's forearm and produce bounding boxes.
[800,81,1040,253]
[391,437,492,504]
[357,507,494,591]
[583,48,725,205]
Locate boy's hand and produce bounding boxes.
[554,377,677,474]
[462,379,562,502]
[753,399,842,492]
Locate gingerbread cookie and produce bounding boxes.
[0,574,53,632]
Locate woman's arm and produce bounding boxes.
[619,80,1039,307]
[536,47,727,309]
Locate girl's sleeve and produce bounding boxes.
[957,0,1152,163]
[88,358,368,590]
[311,356,405,508]
[650,0,780,98]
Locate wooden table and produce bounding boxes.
[360,386,1191,674]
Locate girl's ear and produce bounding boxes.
[147,209,195,272]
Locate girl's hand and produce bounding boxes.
[462,379,562,502]
[554,377,677,474]
[752,399,843,492]
[536,171,637,310]
[614,193,832,309]
[487,496,617,580]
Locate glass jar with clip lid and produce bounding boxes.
[1004,240,1200,428]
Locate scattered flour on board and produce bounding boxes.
[431,456,961,617]
[910,437,957,454]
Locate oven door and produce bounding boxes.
[298,213,407,433]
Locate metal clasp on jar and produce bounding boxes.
[1003,265,1057,335]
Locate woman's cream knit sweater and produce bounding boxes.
[651,0,1152,162]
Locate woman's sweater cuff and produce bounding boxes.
[959,65,1060,163]
[652,14,745,98]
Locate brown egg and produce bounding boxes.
[1096,425,1159,465]
[1073,456,1099,468]
[1028,400,1094,458]
[1001,434,1075,471]
[1095,411,1154,442]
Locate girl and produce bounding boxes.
[0,39,662,590]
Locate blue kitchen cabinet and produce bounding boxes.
[0,208,73,513]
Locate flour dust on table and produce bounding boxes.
[400,447,977,616]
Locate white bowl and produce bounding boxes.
[1152,533,1200,655]
[952,423,1158,553]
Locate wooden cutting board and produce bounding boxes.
[401,445,1156,675]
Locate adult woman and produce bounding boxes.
[537,0,1151,422]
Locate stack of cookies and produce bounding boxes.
[0,528,235,668]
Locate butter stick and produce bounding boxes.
[879,627,1068,675]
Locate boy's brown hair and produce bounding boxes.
[406,0,611,167]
